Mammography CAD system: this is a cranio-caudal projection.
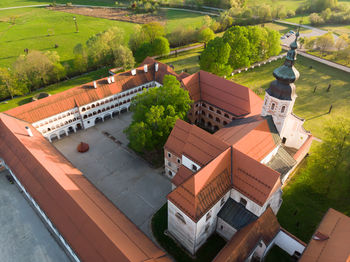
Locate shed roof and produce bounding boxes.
[299,208,350,262]
[0,113,170,262]
[213,208,280,262]
[218,198,258,230]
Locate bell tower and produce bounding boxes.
[261,31,300,141]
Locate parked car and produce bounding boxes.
[289,30,295,34]
[281,36,286,39]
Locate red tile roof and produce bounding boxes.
[5,58,178,123]
[0,113,170,262]
[181,71,263,117]
[172,165,194,187]
[299,208,350,262]
[168,148,232,222]
[213,208,280,262]
[164,119,229,167]
[232,149,281,206]
[215,116,279,161]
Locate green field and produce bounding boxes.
[0,7,136,67]
[0,6,208,67]
[0,67,109,112]
[0,0,116,8]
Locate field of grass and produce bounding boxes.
[0,67,109,112]
[283,15,310,25]
[246,0,304,11]
[319,24,350,36]
[231,55,350,140]
[159,47,203,74]
[0,0,116,8]
[0,7,136,67]
[0,6,208,68]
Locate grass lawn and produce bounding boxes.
[0,67,109,112]
[0,6,208,68]
[308,50,350,67]
[283,15,310,25]
[319,24,350,36]
[159,47,203,75]
[246,0,304,11]
[265,245,294,262]
[230,55,350,140]
[264,22,311,35]
[0,0,117,8]
[0,7,136,67]
[152,203,227,262]
[165,10,208,33]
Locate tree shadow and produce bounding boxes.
[18,97,32,105]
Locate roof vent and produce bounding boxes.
[111,76,115,83]
[155,63,159,72]
[25,126,33,137]
[144,64,148,73]
[93,81,97,89]
[131,69,136,76]
[107,77,111,84]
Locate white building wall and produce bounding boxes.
[260,145,280,164]
[168,200,197,254]
[280,114,309,149]
[216,217,237,241]
[182,155,201,172]
[272,230,305,255]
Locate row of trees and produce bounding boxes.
[301,33,350,64]
[309,4,350,25]
[0,51,66,100]
[297,0,338,13]
[200,25,281,76]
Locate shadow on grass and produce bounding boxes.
[306,112,329,121]
[152,203,227,262]
[18,97,33,105]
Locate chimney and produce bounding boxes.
[144,64,148,73]
[25,126,33,137]
[111,76,115,83]
[93,81,97,89]
[107,77,111,84]
[155,63,159,72]
[131,69,136,76]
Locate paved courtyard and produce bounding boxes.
[53,112,172,238]
[0,170,70,262]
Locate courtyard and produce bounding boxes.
[53,112,172,238]
[0,170,70,262]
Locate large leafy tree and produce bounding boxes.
[199,37,232,76]
[125,75,192,153]
[135,36,170,62]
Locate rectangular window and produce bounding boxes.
[206,211,212,221]
[220,198,225,207]
[168,152,172,158]
[192,164,197,171]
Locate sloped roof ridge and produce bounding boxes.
[236,166,273,189]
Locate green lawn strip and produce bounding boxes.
[283,15,310,25]
[308,50,350,67]
[159,47,203,74]
[265,245,293,262]
[165,9,208,33]
[0,67,109,112]
[151,203,227,262]
[230,55,350,140]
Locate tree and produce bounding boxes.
[0,68,23,99]
[124,75,192,153]
[198,27,215,46]
[309,13,325,25]
[73,43,88,73]
[13,50,65,91]
[200,37,232,76]
[152,36,170,56]
[308,117,350,197]
[141,22,165,43]
[223,26,251,69]
[113,45,135,69]
[335,34,349,51]
[316,32,334,55]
